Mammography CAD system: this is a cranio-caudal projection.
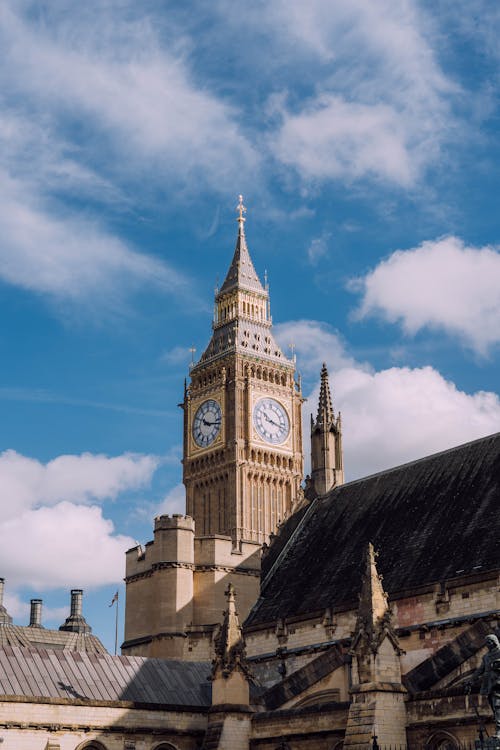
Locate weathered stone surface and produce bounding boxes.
[262,644,344,709]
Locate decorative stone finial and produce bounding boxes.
[236,194,247,227]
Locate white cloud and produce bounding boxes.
[334,365,500,478]
[155,483,186,517]
[0,449,159,522]
[0,3,258,192]
[307,233,331,266]
[279,320,500,479]
[272,96,415,186]
[352,236,500,354]
[274,320,358,376]
[259,0,456,185]
[0,449,156,589]
[0,502,135,589]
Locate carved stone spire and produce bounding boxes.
[357,542,389,632]
[317,362,334,423]
[350,543,402,682]
[212,583,251,679]
[310,363,344,495]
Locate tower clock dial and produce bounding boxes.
[192,399,222,448]
[253,398,290,445]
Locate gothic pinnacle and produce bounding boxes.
[212,583,251,679]
[358,542,389,627]
[317,362,334,423]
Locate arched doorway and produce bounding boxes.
[426,731,460,750]
[76,741,108,750]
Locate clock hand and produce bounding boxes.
[202,418,221,426]
[264,414,280,428]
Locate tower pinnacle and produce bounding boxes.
[317,362,334,423]
[310,363,344,495]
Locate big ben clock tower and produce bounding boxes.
[123,198,304,660]
[183,196,303,546]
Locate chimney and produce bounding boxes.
[29,599,43,628]
[70,589,83,618]
[59,588,91,634]
[0,578,13,626]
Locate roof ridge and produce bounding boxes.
[333,431,500,491]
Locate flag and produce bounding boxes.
[109,591,118,607]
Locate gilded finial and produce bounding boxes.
[236,194,247,225]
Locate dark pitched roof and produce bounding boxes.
[0,645,211,707]
[247,433,500,627]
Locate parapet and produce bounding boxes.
[154,514,195,533]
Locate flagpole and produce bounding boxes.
[114,591,119,656]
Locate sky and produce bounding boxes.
[0,0,499,653]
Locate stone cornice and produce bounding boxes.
[126,561,260,583]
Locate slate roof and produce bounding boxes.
[0,645,211,707]
[0,624,107,653]
[247,433,500,627]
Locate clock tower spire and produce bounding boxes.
[183,197,304,545]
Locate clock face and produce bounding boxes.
[192,399,222,448]
[253,398,290,445]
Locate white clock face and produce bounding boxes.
[192,399,222,448]
[253,398,289,445]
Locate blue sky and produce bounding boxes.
[0,0,499,652]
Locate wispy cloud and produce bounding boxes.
[0,387,171,417]
[306,232,331,266]
[0,3,259,195]
[0,173,191,312]
[161,345,194,367]
[246,0,458,186]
